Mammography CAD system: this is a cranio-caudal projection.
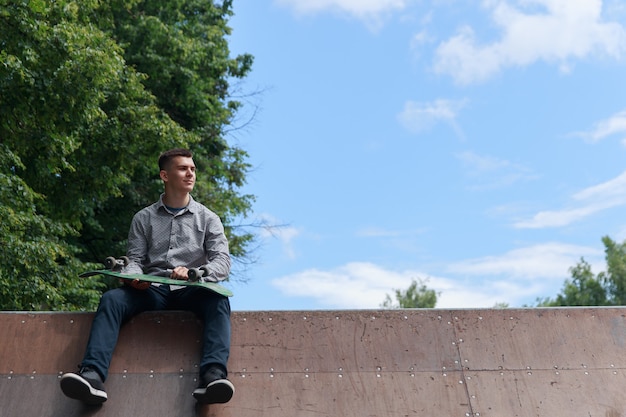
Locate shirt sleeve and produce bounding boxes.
[122,212,147,275]
[200,212,231,282]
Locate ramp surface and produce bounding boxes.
[1,308,626,416]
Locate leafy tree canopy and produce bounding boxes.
[537,236,626,307]
[0,0,254,310]
[381,278,438,309]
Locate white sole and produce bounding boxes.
[60,373,107,405]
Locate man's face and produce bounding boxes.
[161,156,196,193]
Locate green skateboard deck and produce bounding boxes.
[80,269,233,297]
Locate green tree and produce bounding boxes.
[0,0,253,310]
[601,236,626,304]
[0,145,104,310]
[381,278,438,309]
[81,0,256,261]
[538,236,625,307]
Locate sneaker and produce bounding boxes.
[60,366,107,405]
[192,366,234,404]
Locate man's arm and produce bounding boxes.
[121,213,146,275]
[199,213,231,282]
[114,212,152,290]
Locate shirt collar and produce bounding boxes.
[157,193,198,214]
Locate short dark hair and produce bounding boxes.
[158,148,193,171]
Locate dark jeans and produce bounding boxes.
[81,284,231,381]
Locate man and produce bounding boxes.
[60,148,234,405]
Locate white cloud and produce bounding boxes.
[457,151,511,173]
[514,204,610,228]
[274,0,406,27]
[443,242,603,305]
[270,244,601,308]
[272,262,419,308]
[573,171,626,200]
[446,242,600,279]
[434,0,626,84]
[514,170,626,228]
[456,151,539,190]
[397,98,467,137]
[572,109,626,144]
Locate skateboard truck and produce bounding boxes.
[104,256,212,282]
[188,267,210,282]
[104,256,130,271]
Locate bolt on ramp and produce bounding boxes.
[1,308,626,416]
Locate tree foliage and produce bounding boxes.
[0,145,104,310]
[0,0,254,310]
[538,236,626,307]
[381,278,438,309]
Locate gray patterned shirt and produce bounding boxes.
[122,194,231,285]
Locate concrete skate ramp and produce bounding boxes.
[2,308,626,417]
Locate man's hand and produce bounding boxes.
[120,278,151,290]
[170,266,189,280]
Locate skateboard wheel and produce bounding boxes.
[188,268,202,282]
[120,256,130,266]
[104,256,117,270]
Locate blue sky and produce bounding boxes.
[222,0,626,310]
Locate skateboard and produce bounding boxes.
[80,257,233,297]
[103,256,208,282]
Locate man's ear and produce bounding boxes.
[159,170,168,182]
